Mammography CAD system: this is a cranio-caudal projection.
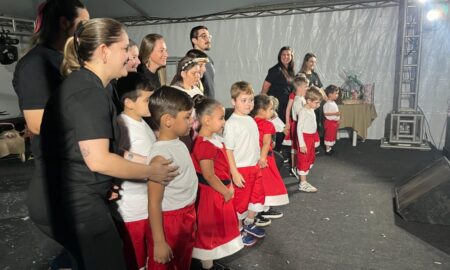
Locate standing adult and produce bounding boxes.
[299,53,324,145]
[12,0,89,237]
[261,46,295,151]
[190,25,215,98]
[40,18,178,269]
[137,33,168,89]
[298,53,322,88]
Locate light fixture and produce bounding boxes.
[426,9,443,21]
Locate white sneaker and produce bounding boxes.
[299,182,318,193]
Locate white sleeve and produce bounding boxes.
[223,120,236,150]
[296,110,307,147]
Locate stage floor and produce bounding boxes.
[1,139,449,269]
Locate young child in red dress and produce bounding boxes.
[251,94,289,222]
[191,95,244,270]
[323,85,341,155]
[297,87,323,192]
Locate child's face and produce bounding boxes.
[173,109,194,136]
[232,93,254,115]
[260,101,274,120]
[182,65,201,86]
[328,90,339,101]
[127,90,152,118]
[306,99,321,110]
[295,82,308,96]
[208,106,226,134]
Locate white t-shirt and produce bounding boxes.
[292,96,306,121]
[224,113,260,167]
[172,84,204,98]
[117,113,156,222]
[323,100,340,121]
[148,138,198,211]
[296,108,317,147]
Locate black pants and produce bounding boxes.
[54,195,126,270]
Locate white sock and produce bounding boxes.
[244,218,254,226]
[201,260,213,269]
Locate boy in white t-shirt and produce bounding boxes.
[146,86,198,269]
[115,72,155,270]
[323,85,341,155]
[224,81,266,247]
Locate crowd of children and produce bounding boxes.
[113,70,340,270]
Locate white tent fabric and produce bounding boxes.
[127,6,449,148]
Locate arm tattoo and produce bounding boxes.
[80,146,90,157]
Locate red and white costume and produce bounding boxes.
[291,95,306,153]
[117,113,156,270]
[191,134,244,260]
[224,113,265,220]
[296,108,320,176]
[147,139,198,270]
[254,117,289,206]
[323,100,340,147]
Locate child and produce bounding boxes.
[323,85,341,155]
[191,96,244,270]
[224,81,266,246]
[297,87,323,192]
[115,72,155,270]
[251,94,289,221]
[286,75,309,179]
[146,87,198,269]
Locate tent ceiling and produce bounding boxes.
[0,0,400,21]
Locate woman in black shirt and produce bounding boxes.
[137,33,168,89]
[41,18,178,269]
[12,0,89,237]
[299,53,323,88]
[262,46,295,151]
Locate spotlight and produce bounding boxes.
[426,9,443,21]
[418,0,427,3]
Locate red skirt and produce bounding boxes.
[324,119,339,146]
[297,133,317,175]
[233,165,264,219]
[261,153,289,206]
[147,204,196,270]
[192,182,244,260]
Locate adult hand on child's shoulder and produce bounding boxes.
[148,155,179,185]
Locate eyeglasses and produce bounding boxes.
[197,34,212,40]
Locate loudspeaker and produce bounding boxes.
[0,45,18,65]
[395,157,450,225]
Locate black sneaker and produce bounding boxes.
[255,214,271,227]
[325,149,335,156]
[261,208,283,219]
[214,262,232,270]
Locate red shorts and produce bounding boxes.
[261,153,289,206]
[324,119,339,146]
[297,133,318,175]
[119,219,151,270]
[193,183,243,260]
[147,204,196,270]
[233,165,264,219]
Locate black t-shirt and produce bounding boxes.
[201,57,215,98]
[265,64,294,121]
[41,68,119,208]
[305,71,323,88]
[137,63,161,89]
[12,44,63,159]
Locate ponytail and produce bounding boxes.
[192,94,221,120]
[61,37,81,76]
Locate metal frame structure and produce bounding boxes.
[118,0,400,26]
[381,0,430,150]
[0,16,34,37]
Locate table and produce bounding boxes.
[337,103,377,146]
